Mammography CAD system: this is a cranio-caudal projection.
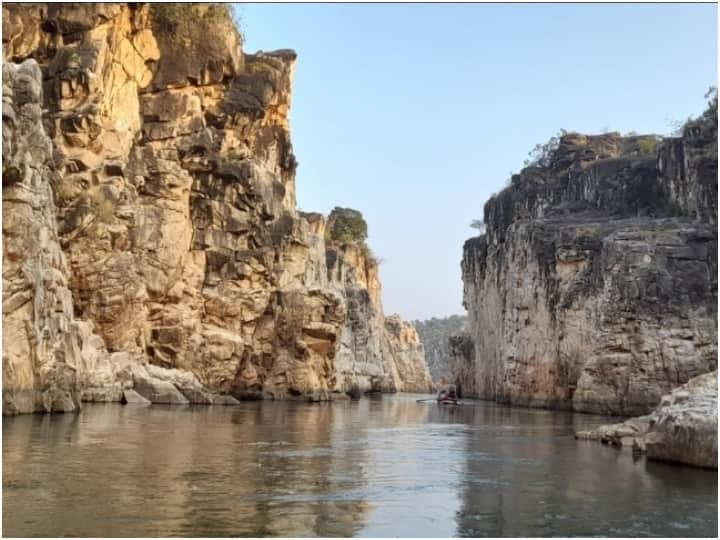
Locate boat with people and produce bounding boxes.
[415,384,462,405]
[436,384,459,405]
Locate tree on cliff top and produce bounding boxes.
[326,207,368,244]
[702,86,717,123]
[523,129,568,168]
[150,3,241,50]
[326,207,381,264]
[670,86,717,136]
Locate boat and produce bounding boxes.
[416,383,461,405]
[435,383,459,405]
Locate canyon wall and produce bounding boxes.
[3,59,87,413]
[459,113,717,415]
[2,3,430,414]
[327,242,432,394]
[448,335,476,398]
[414,314,468,382]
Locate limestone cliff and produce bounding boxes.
[3,59,87,413]
[328,243,432,394]
[413,315,468,383]
[383,315,433,393]
[448,335,476,398]
[459,108,717,415]
[2,3,430,414]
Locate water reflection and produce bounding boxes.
[3,403,373,537]
[3,396,717,537]
[453,404,718,537]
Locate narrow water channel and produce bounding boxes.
[3,395,717,537]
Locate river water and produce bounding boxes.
[2,394,717,537]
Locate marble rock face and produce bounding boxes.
[459,121,717,416]
[2,3,431,414]
[414,315,468,383]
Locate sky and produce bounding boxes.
[233,2,717,321]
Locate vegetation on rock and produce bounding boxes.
[671,86,717,136]
[636,135,661,154]
[326,206,381,263]
[523,129,567,167]
[459,91,718,415]
[2,3,427,412]
[149,2,242,74]
[326,207,368,243]
[702,86,718,122]
[150,3,240,44]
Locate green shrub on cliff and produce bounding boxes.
[326,207,368,244]
[637,135,661,154]
[326,207,382,264]
[359,243,384,265]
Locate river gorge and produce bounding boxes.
[3,396,718,537]
[1,3,718,538]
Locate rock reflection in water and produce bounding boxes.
[452,404,718,537]
[3,396,717,537]
[3,403,373,537]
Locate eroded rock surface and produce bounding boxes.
[459,118,717,415]
[448,335,476,398]
[576,371,718,469]
[2,58,85,413]
[414,315,468,383]
[384,315,433,393]
[2,3,430,414]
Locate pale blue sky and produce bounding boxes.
[234,2,717,321]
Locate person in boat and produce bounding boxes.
[437,386,458,403]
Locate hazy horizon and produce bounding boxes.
[236,2,717,321]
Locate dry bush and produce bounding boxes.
[150,3,241,52]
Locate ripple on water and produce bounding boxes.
[246,440,294,447]
[261,447,337,458]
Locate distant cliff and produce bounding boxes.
[458,98,717,416]
[2,3,431,414]
[413,315,468,382]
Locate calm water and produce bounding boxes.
[3,395,717,537]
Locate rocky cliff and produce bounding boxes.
[459,106,718,415]
[383,315,433,393]
[413,314,468,383]
[448,335,476,398]
[327,242,432,394]
[2,3,431,414]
